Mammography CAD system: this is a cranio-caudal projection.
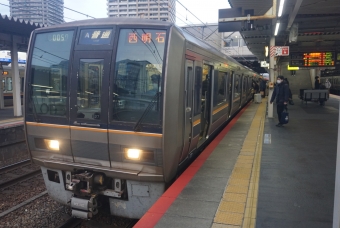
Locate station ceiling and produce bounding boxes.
[228,0,340,61]
[0,14,43,52]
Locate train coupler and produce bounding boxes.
[71,195,98,219]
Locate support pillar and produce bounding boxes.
[267,36,275,118]
[333,102,340,228]
[310,69,316,89]
[11,36,22,117]
[0,75,4,109]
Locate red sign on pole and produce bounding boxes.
[270,46,289,57]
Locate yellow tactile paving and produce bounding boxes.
[214,211,243,226]
[219,201,245,213]
[212,99,266,228]
[234,163,253,169]
[228,178,249,187]
[211,223,241,228]
[230,173,251,180]
[223,193,247,203]
[226,185,248,194]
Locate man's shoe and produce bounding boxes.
[276,123,283,127]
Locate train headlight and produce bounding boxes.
[125,148,142,160]
[45,139,59,151]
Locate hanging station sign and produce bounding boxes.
[290,52,335,67]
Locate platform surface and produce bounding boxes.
[0,107,23,128]
[135,96,338,228]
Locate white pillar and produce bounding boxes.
[310,69,316,89]
[333,101,340,228]
[267,36,275,118]
[0,74,4,109]
[11,36,22,117]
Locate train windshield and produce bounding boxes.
[112,29,167,127]
[27,31,74,116]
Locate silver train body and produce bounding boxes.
[0,65,25,106]
[24,18,259,219]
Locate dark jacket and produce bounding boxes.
[315,80,320,89]
[270,82,289,105]
[260,80,266,91]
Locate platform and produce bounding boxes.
[0,107,23,129]
[135,96,338,228]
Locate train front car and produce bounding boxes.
[24,19,184,219]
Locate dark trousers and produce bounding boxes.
[277,104,285,123]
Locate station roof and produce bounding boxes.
[0,14,44,52]
[227,0,340,61]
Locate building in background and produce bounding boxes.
[180,24,254,58]
[9,0,64,26]
[107,0,175,22]
[180,24,265,72]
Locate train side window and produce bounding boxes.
[2,79,5,91]
[234,75,240,98]
[193,66,202,115]
[213,71,227,107]
[6,77,12,91]
[186,66,193,106]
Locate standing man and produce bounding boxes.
[270,75,289,127]
[325,78,331,93]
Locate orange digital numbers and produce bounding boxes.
[128,33,138,43]
[155,32,165,43]
[142,33,152,43]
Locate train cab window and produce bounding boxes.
[28,30,74,116]
[6,77,12,91]
[112,29,167,126]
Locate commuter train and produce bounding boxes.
[1,65,25,106]
[24,18,260,219]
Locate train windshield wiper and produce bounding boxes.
[133,92,161,132]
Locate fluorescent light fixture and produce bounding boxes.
[278,0,285,17]
[275,23,280,36]
[126,148,142,160]
[265,46,269,57]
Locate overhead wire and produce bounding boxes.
[174,0,255,64]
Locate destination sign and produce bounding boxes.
[290,52,335,67]
[79,29,113,45]
[127,31,166,44]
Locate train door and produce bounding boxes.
[179,60,194,161]
[199,64,212,142]
[69,51,111,167]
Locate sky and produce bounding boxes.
[0,0,230,26]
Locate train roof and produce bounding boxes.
[34,18,258,75]
[35,17,173,30]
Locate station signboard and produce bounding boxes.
[290,52,335,67]
[270,46,289,57]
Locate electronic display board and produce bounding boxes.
[79,29,113,45]
[290,52,335,67]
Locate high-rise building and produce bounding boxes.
[107,0,175,23]
[9,0,64,26]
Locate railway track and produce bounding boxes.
[57,217,139,228]
[0,168,41,189]
[0,159,31,175]
[0,140,25,149]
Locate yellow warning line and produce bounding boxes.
[212,99,266,228]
